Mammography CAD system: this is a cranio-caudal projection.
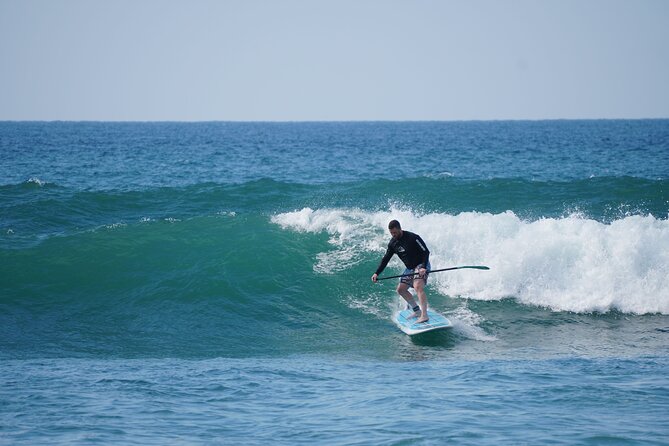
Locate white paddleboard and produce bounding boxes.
[394,308,453,335]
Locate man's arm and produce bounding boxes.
[374,245,394,276]
[372,243,394,282]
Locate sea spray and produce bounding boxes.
[273,207,669,314]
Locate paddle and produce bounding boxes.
[376,265,490,281]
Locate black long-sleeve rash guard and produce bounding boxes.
[375,230,430,275]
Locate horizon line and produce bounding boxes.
[2,117,669,124]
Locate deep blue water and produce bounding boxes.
[1,121,668,444]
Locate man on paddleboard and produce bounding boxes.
[371,220,431,323]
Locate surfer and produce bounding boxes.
[371,220,431,323]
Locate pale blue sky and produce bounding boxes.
[1,0,668,121]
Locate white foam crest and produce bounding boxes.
[103,222,127,230]
[439,212,669,315]
[26,177,47,186]
[272,207,395,273]
[273,207,669,315]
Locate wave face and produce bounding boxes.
[1,121,668,359]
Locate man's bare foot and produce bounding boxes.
[406,310,420,319]
[416,316,429,324]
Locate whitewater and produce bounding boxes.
[273,207,669,314]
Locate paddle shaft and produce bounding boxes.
[376,265,489,281]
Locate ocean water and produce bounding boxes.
[1,121,668,445]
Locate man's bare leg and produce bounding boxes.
[396,282,420,319]
[413,278,429,323]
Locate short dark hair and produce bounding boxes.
[388,220,401,230]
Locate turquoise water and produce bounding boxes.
[1,121,669,444]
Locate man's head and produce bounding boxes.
[388,220,403,239]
